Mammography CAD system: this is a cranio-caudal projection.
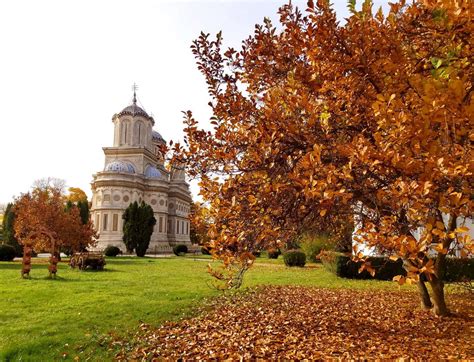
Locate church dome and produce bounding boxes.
[144,165,162,179]
[152,130,166,144]
[118,104,151,119]
[104,161,136,174]
[116,90,154,122]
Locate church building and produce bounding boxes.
[90,91,192,253]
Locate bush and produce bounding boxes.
[201,246,211,255]
[444,258,474,282]
[104,245,121,257]
[267,248,280,259]
[0,244,16,261]
[335,255,405,280]
[333,256,474,282]
[319,250,340,274]
[299,233,333,262]
[283,250,306,267]
[173,244,188,256]
[252,251,261,258]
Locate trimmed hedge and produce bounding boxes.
[104,245,122,257]
[336,256,405,280]
[335,255,474,282]
[173,244,188,256]
[444,258,474,282]
[267,249,280,259]
[0,244,16,261]
[283,250,306,267]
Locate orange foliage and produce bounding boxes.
[172,0,473,314]
[67,187,88,203]
[114,286,474,359]
[14,186,97,255]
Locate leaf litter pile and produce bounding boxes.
[113,286,473,360]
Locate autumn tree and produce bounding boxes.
[64,199,91,255]
[173,0,473,315]
[189,202,212,247]
[67,187,88,204]
[122,201,156,257]
[14,185,97,276]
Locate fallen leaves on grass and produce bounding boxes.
[113,286,473,360]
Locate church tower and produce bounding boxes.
[90,89,193,253]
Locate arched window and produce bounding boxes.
[138,123,142,145]
[122,122,128,145]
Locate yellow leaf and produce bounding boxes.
[393,275,405,285]
[455,226,469,233]
[320,209,327,217]
[248,195,257,205]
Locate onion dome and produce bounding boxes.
[118,104,151,119]
[116,88,154,122]
[104,161,136,174]
[144,165,162,179]
[152,130,166,144]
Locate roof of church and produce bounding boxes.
[117,89,154,122]
[118,104,152,120]
[152,130,166,143]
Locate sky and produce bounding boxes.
[0,0,388,204]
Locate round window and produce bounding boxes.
[123,195,130,202]
[159,199,164,206]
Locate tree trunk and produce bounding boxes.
[426,212,457,316]
[427,251,450,316]
[416,280,433,309]
[430,248,449,316]
[429,277,449,316]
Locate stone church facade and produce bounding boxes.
[90,93,192,253]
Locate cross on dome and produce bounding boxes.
[132,83,138,105]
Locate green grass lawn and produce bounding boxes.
[0,256,405,361]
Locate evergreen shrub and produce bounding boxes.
[104,245,121,257]
[333,255,473,282]
[201,246,211,255]
[283,250,306,267]
[267,248,280,259]
[0,244,16,261]
[173,244,188,256]
[444,258,474,282]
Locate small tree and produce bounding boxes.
[77,200,90,225]
[174,0,473,315]
[189,202,211,246]
[122,201,156,257]
[14,185,97,277]
[67,187,88,204]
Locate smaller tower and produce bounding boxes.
[112,88,154,149]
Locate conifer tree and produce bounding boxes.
[122,201,156,257]
[2,203,22,256]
